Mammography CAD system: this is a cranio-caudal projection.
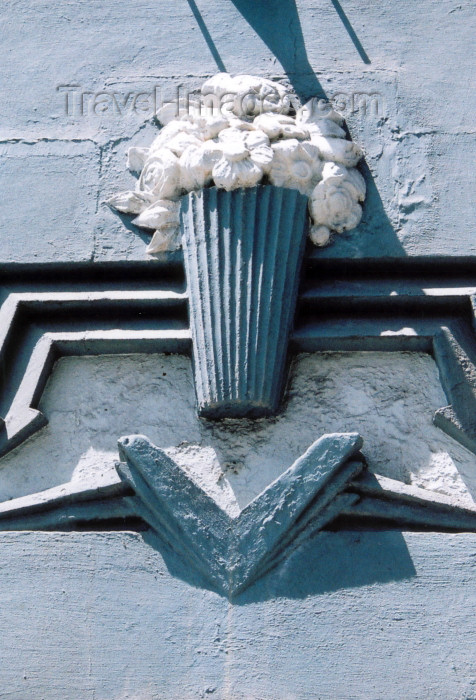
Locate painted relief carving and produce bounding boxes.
[1,432,476,598]
[1,72,475,602]
[181,186,308,417]
[2,291,476,457]
[105,73,367,416]
[106,73,366,255]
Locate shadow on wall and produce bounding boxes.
[142,528,416,603]
[229,0,323,101]
[187,0,406,258]
[238,529,417,603]
[324,159,405,259]
[330,0,371,65]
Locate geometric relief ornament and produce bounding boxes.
[181,185,309,417]
[1,433,476,598]
[3,292,476,457]
[1,73,476,599]
[114,434,476,596]
[115,433,366,596]
[2,73,476,452]
[0,290,189,457]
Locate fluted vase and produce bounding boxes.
[180,185,308,418]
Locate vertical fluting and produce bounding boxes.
[241,188,258,403]
[263,188,308,407]
[181,185,308,418]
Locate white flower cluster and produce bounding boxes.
[106,73,366,254]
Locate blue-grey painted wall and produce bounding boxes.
[1,2,476,698]
[0,0,474,262]
[0,531,475,699]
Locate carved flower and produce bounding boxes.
[164,132,204,158]
[107,74,367,255]
[297,98,347,138]
[148,121,203,158]
[188,113,230,140]
[156,97,202,125]
[131,199,181,256]
[126,147,150,172]
[137,148,182,200]
[212,146,261,190]
[310,135,363,168]
[253,113,309,141]
[218,127,269,149]
[225,117,256,132]
[268,139,323,195]
[297,97,344,127]
[146,225,181,255]
[306,120,347,139]
[105,190,155,215]
[132,199,180,230]
[211,128,273,190]
[156,97,229,139]
[201,73,291,118]
[309,225,332,247]
[325,162,366,201]
[179,140,224,191]
[309,162,365,234]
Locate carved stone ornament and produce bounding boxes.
[2,289,476,458]
[104,73,368,415]
[181,185,309,416]
[1,74,475,602]
[1,433,476,598]
[106,72,366,255]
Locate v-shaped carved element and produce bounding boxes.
[116,433,365,597]
[1,431,476,593]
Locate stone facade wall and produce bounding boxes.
[1,352,475,510]
[1,1,475,698]
[0,0,474,262]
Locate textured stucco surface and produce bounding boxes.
[0,351,474,510]
[0,530,475,699]
[1,2,475,695]
[0,0,474,261]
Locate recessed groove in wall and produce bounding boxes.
[0,256,475,291]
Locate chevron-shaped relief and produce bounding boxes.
[0,433,476,598]
[116,433,364,596]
